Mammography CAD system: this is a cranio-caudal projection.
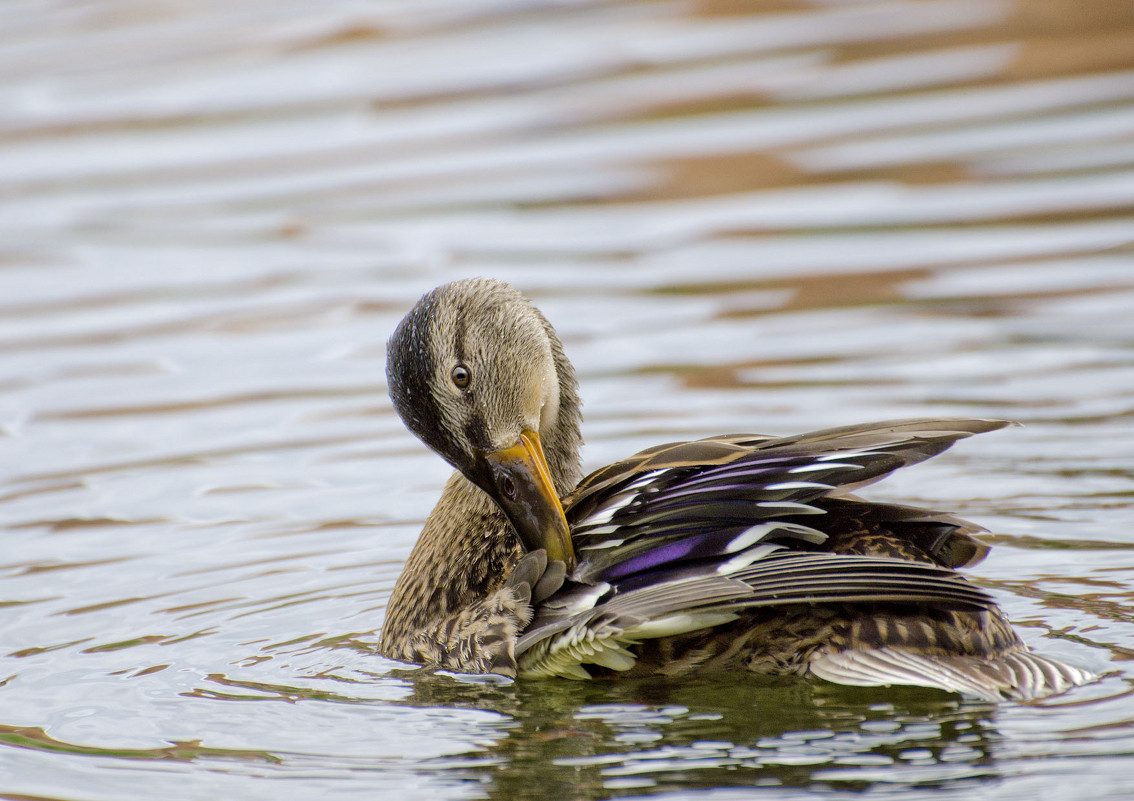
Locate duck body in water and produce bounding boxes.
[381,278,1094,700]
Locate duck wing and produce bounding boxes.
[564,417,1009,582]
[517,418,1011,678]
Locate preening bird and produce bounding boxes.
[381,277,1094,700]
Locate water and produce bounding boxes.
[2,0,1134,798]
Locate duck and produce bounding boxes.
[380,277,1094,700]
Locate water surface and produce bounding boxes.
[2,1,1134,799]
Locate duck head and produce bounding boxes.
[386,278,579,568]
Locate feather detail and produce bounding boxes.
[519,611,741,679]
[810,647,1096,701]
[508,417,1094,695]
[564,419,1009,586]
[385,285,1092,701]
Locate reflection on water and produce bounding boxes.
[403,673,1006,800]
[1,0,1134,799]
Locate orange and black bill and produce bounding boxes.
[482,429,575,570]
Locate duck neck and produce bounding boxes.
[381,470,523,653]
[537,310,583,497]
[383,311,583,654]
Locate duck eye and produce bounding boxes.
[451,364,471,389]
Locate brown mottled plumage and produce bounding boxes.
[381,278,1095,700]
[381,473,527,673]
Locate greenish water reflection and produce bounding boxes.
[398,670,1001,799]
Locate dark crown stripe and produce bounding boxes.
[387,289,448,459]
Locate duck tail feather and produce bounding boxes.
[809,646,1096,701]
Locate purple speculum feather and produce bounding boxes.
[596,526,755,581]
[599,537,705,581]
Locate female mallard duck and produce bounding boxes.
[381,278,1093,700]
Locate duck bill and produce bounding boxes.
[483,430,575,570]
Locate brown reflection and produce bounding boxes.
[33,385,378,421]
[183,673,366,705]
[1,556,130,576]
[614,152,974,202]
[393,670,1002,800]
[595,0,1134,207]
[0,724,278,765]
[2,432,369,485]
[653,266,928,313]
[999,2,1134,79]
[1008,29,1134,79]
[0,299,373,354]
[621,152,808,201]
[694,0,1134,80]
[695,1,813,15]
